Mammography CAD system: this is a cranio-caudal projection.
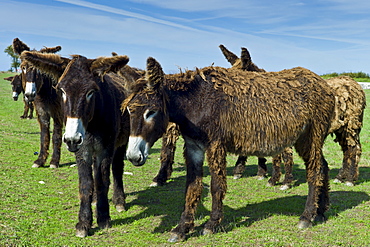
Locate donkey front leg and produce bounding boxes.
[32,111,50,168]
[168,138,205,243]
[203,141,227,235]
[49,116,63,168]
[112,146,126,212]
[75,149,94,237]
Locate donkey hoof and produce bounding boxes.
[280,184,290,191]
[333,178,342,184]
[49,164,58,169]
[149,182,158,187]
[76,229,88,238]
[116,205,126,212]
[233,174,242,180]
[257,176,265,180]
[201,228,213,235]
[168,232,184,243]
[345,181,354,187]
[32,163,42,168]
[297,220,312,229]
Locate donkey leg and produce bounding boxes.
[28,102,34,119]
[95,149,113,230]
[333,131,361,186]
[169,138,205,243]
[257,157,267,179]
[203,142,227,235]
[33,110,50,168]
[49,116,63,168]
[21,99,29,119]
[281,147,294,190]
[233,156,247,179]
[268,154,281,186]
[112,146,126,212]
[75,150,94,237]
[152,123,179,186]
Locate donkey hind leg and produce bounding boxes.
[152,123,180,186]
[203,142,227,235]
[49,116,63,168]
[75,149,94,237]
[32,110,50,168]
[295,134,329,228]
[112,146,126,212]
[280,147,294,190]
[257,157,267,180]
[333,130,361,186]
[233,156,247,179]
[268,154,281,186]
[94,149,113,230]
[169,138,205,243]
[21,99,29,119]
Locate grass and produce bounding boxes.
[1,71,370,246]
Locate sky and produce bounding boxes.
[1,0,370,75]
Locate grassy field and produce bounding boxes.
[1,71,370,246]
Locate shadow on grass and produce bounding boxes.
[111,172,370,236]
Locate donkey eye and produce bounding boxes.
[144,109,157,121]
[86,90,95,101]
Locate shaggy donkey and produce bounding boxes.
[21,51,131,237]
[4,74,34,119]
[124,57,335,242]
[221,45,366,187]
[13,38,63,168]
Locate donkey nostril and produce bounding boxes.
[76,136,83,145]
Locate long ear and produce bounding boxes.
[240,47,266,72]
[13,38,30,55]
[90,55,129,77]
[146,57,164,90]
[21,51,70,80]
[39,46,62,54]
[4,76,14,82]
[219,44,239,66]
[240,47,253,70]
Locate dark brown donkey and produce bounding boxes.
[21,51,131,238]
[4,74,34,119]
[124,57,334,242]
[221,45,366,187]
[13,38,63,168]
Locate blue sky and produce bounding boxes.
[1,0,370,75]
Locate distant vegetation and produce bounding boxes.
[321,71,370,82]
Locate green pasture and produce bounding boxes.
[1,71,370,246]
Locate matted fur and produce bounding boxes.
[125,57,335,242]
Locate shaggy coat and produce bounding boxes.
[4,74,34,119]
[13,38,63,168]
[124,57,335,242]
[221,45,366,187]
[21,52,131,238]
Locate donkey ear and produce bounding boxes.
[90,55,130,77]
[240,47,252,70]
[3,76,14,82]
[146,57,164,90]
[219,44,239,66]
[21,51,70,80]
[13,38,30,55]
[39,46,62,54]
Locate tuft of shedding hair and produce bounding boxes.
[146,57,165,89]
[90,55,129,78]
[21,51,69,81]
[13,38,30,55]
[39,46,62,54]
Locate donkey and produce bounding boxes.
[124,57,334,242]
[13,38,63,168]
[221,45,366,187]
[21,51,131,238]
[5,74,35,119]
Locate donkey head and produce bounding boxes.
[21,52,130,152]
[4,75,22,101]
[124,57,169,166]
[13,38,62,102]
